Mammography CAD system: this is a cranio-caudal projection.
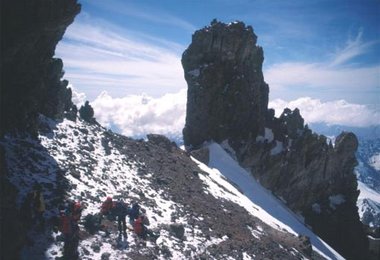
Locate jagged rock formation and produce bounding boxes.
[182,20,269,148]
[0,0,81,136]
[183,20,369,259]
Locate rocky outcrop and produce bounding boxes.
[182,20,269,148]
[79,101,95,123]
[0,0,81,136]
[183,20,369,259]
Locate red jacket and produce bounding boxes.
[133,217,143,235]
[59,214,72,235]
[101,199,113,215]
[72,202,82,222]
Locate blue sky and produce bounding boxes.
[56,0,380,136]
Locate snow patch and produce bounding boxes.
[270,141,284,155]
[329,194,346,209]
[329,194,345,209]
[188,68,200,77]
[256,128,274,143]
[312,203,321,214]
[368,153,380,171]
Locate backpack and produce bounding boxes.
[83,213,102,235]
[113,201,128,217]
[129,203,140,220]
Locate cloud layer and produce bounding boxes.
[71,87,379,140]
[90,89,186,139]
[269,97,380,127]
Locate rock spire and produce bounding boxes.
[182,20,269,148]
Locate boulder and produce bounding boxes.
[169,223,185,240]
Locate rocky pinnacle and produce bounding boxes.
[182,20,269,148]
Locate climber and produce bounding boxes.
[128,202,140,225]
[71,201,83,223]
[112,199,130,239]
[100,196,114,220]
[68,200,82,235]
[133,214,158,241]
[58,203,79,259]
[23,183,46,229]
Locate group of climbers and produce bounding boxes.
[23,184,157,258]
[99,196,157,241]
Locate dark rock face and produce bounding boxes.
[244,128,368,258]
[0,1,80,258]
[182,20,369,259]
[0,147,25,259]
[0,0,81,136]
[182,20,269,148]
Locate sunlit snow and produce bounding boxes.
[193,142,344,260]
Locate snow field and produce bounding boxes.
[193,142,344,260]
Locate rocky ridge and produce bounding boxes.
[1,115,324,259]
[182,20,369,259]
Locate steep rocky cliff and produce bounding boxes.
[0,0,81,136]
[182,20,269,148]
[183,20,369,259]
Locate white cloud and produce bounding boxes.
[91,89,187,139]
[330,29,378,67]
[68,84,86,107]
[264,30,380,98]
[56,18,186,100]
[269,97,380,127]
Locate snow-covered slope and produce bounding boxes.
[357,181,380,227]
[197,142,343,260]
[356,139,380,227]
[2,116,345,259]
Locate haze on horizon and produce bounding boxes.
[56,0,380,137]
